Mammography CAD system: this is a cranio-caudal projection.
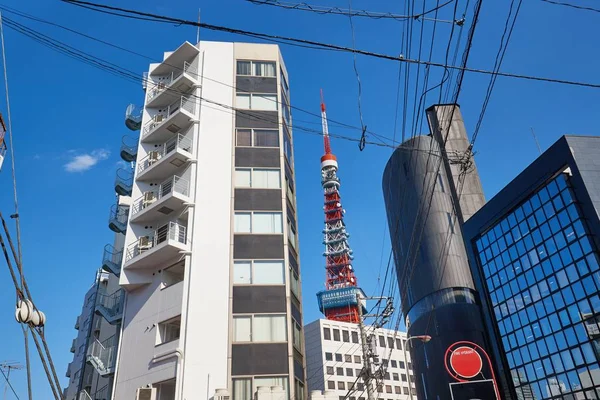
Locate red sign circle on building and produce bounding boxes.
[450,346,483,379]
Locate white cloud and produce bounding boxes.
[64,149,110,172]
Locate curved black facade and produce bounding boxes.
[383,135,499,399]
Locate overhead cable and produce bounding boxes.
[59,0,600,90]
[540,0,600,13]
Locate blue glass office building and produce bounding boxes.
[464,136,600,399]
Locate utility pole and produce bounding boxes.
[356,294,375,400]
[1,361,23,400]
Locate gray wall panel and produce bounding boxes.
[234,189,282,211]
[231,344,289,375]
[235,148,281,168]
[232,286,286,313]
[236,77,277,94]
[234,235,284,259]
[236,110,279,129]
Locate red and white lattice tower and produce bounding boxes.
[316,90,365,323]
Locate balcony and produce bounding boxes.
[108,204,129,234]
[125,104,142,131]
[141,96,196,143]
[101,244,123,277]
[78,390,92,400]
[93,316,102,333]
[130,176,190,223]
[120,135,138,162]
[66,361,72,378]
[95,289,124,324]
[74,316,80,330]
[124,221,188,270]
[137,133,193,181]
[146,61,199,108]
[115,168,134,197]
[70,338,76,353]
[86,335,117,377]
[0,141,6,172]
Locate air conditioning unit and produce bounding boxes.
[136,387,156,400]
[157,82,166,90]
[154,114,164,123]
[214,388,231,400]
[138,236,152,251]
[147,151,161,166]
[142,191,157,209]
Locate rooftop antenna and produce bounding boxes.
[530,127,542,155]
[196,9,201,46]
[1,361,23,400]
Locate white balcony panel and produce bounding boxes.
[146,67,199,109]
[124,239,188,270]
[130,191,189,224]
[142,97,196,143]
[137,134,193,181]
[151,42,199,76]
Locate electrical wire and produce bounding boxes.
[0,366,20,400]
[540,0,600,13]
[346,0,367,151]
[60,0,600,90]
[245,0,456,21]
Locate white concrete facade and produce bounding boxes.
[110,41,305,400]
[305,319,415,400]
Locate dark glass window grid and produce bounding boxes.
[474,174,600,399]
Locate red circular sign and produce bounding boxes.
[450,346,482,379]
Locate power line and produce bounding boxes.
[540,0,600,13]
[245,0,456,22]
[60,0,600,90]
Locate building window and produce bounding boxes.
[283,128,293,165]
[354,355,361,363]
[235,168,281,189]
[337,367,344,376]
[447,212,455,234]
[292,320,302,350]
[236,60,276,77]
[327,366,334,375]
[162,261,184,288]
[344,354,352,362]
[157,315,181,345]
[156,379,176,400]
[290,269,300,298]
[234,212,283,234]
[393,373,399,381]
[288,218,298,249]
[233,260,285,285]
[385,386,392,394]
[327,381,335,390]
[232,314,287,342]
[233,377,289,400]
[391,360,397,368]
[323,327,331,340]
[401,374,407,382]
[236,93,278,111]
[357,383,364,391]
[333,329,340,341]
[295,380,305,400]
[346,368,353,377]
[236,128,279,148]
[379,336,386,347]
[387,337,394,349]
[399,361,405,369]
[351,331,359,343]
[355,369,361,376]
[338,382,345,390]
[403,388,409,395]
[342,330,350,342]
[325,352,333,361]
[395,338,402,350]
[335,353,342,362]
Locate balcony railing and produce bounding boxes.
[125,221,187,262]
[95,289,124,324]
[101,244,123,277]
[137,133,193,175]
[78,390,92,400]
[125,104,142,131]
[120,135,138,162]
[131,176,190,216]
[87,335,117,376]
[146,61,198,103]
[108,204,129,234]
[142,96,196,138]
[114,168,134,197]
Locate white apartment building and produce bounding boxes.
[305,320,415,400]
[106,40,305,400]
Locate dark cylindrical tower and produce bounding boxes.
[383,135,500,400]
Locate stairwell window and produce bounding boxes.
[233,260,285,285]
[157,315,181,345]
[235,168,281,189]
[236,60,276,77]
[233,314,287,342]
[236,128,279,147]
[236,93,277,111]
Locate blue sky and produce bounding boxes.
[0,0,598,397]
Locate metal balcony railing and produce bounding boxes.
[146,61,198,102]
[108,204,129,234]
[131,176,190,216]
[137,133,193,174]
[101,244,123,277]
[142,96,196,138]
[114,168,134,197]
[120,135,138,162]
[95,289,124,324]
[78,390,93,400]
[125,221,187,262]
[86,335,117,376]
[142,71,149,91]
[125,104,142,131]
